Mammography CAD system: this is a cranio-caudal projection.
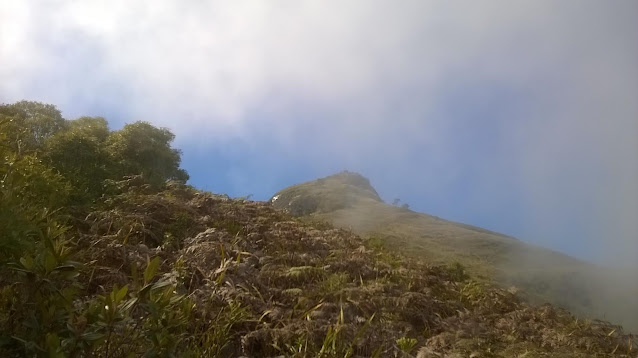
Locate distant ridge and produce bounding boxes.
[272,171,638,332]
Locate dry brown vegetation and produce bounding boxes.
[5,177,632,357]
[272,172,638,334]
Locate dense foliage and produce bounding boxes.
[0,101,635,357]
[0,101,187,207]
[0,101,191,356]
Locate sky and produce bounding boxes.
[1,0,637,266]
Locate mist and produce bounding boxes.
[2,0,637,326]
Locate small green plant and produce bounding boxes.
[319,273,350,294]
[187,300,249,357]
[215,217,243,236]
[6,227,83,356]
[126,257,194,356]
[365,236,385,251]
[285,266,327,286]
[448,261,469,282]
[396,336,418,353]
[316,307,376,358]
[460,280,486,305]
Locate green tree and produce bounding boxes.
[106,121,189,187]
[0,101,67,153]
[0,118,70,260]
[67,116,110,141]
[42,117,111,203]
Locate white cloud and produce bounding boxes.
[1,0,636,264]
[0,1,578,131]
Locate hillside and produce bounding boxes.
[2,179,636,357]
[271,171,638,333]
[1,102,636,357]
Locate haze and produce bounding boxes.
[1,0,637,267]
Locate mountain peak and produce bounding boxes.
[322,170,380,197]
[270,171,382,216]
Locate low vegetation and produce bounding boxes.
[1,101,635,357]
[272,172,638,333]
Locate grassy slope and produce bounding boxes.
[6,179,636,356]
[271,172,638,332]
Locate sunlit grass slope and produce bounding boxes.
[271,171,638,333]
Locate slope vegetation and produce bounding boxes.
[3,179,635,357]
[1,101,635,356]
[271,171,638,333]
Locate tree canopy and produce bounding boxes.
[0,100,67,153]
[106,121,189,187]
[0,100,189,257]
[0,100,188,206]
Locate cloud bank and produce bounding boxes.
[1,0,637,265]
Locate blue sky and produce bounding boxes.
[1,0,637,266]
